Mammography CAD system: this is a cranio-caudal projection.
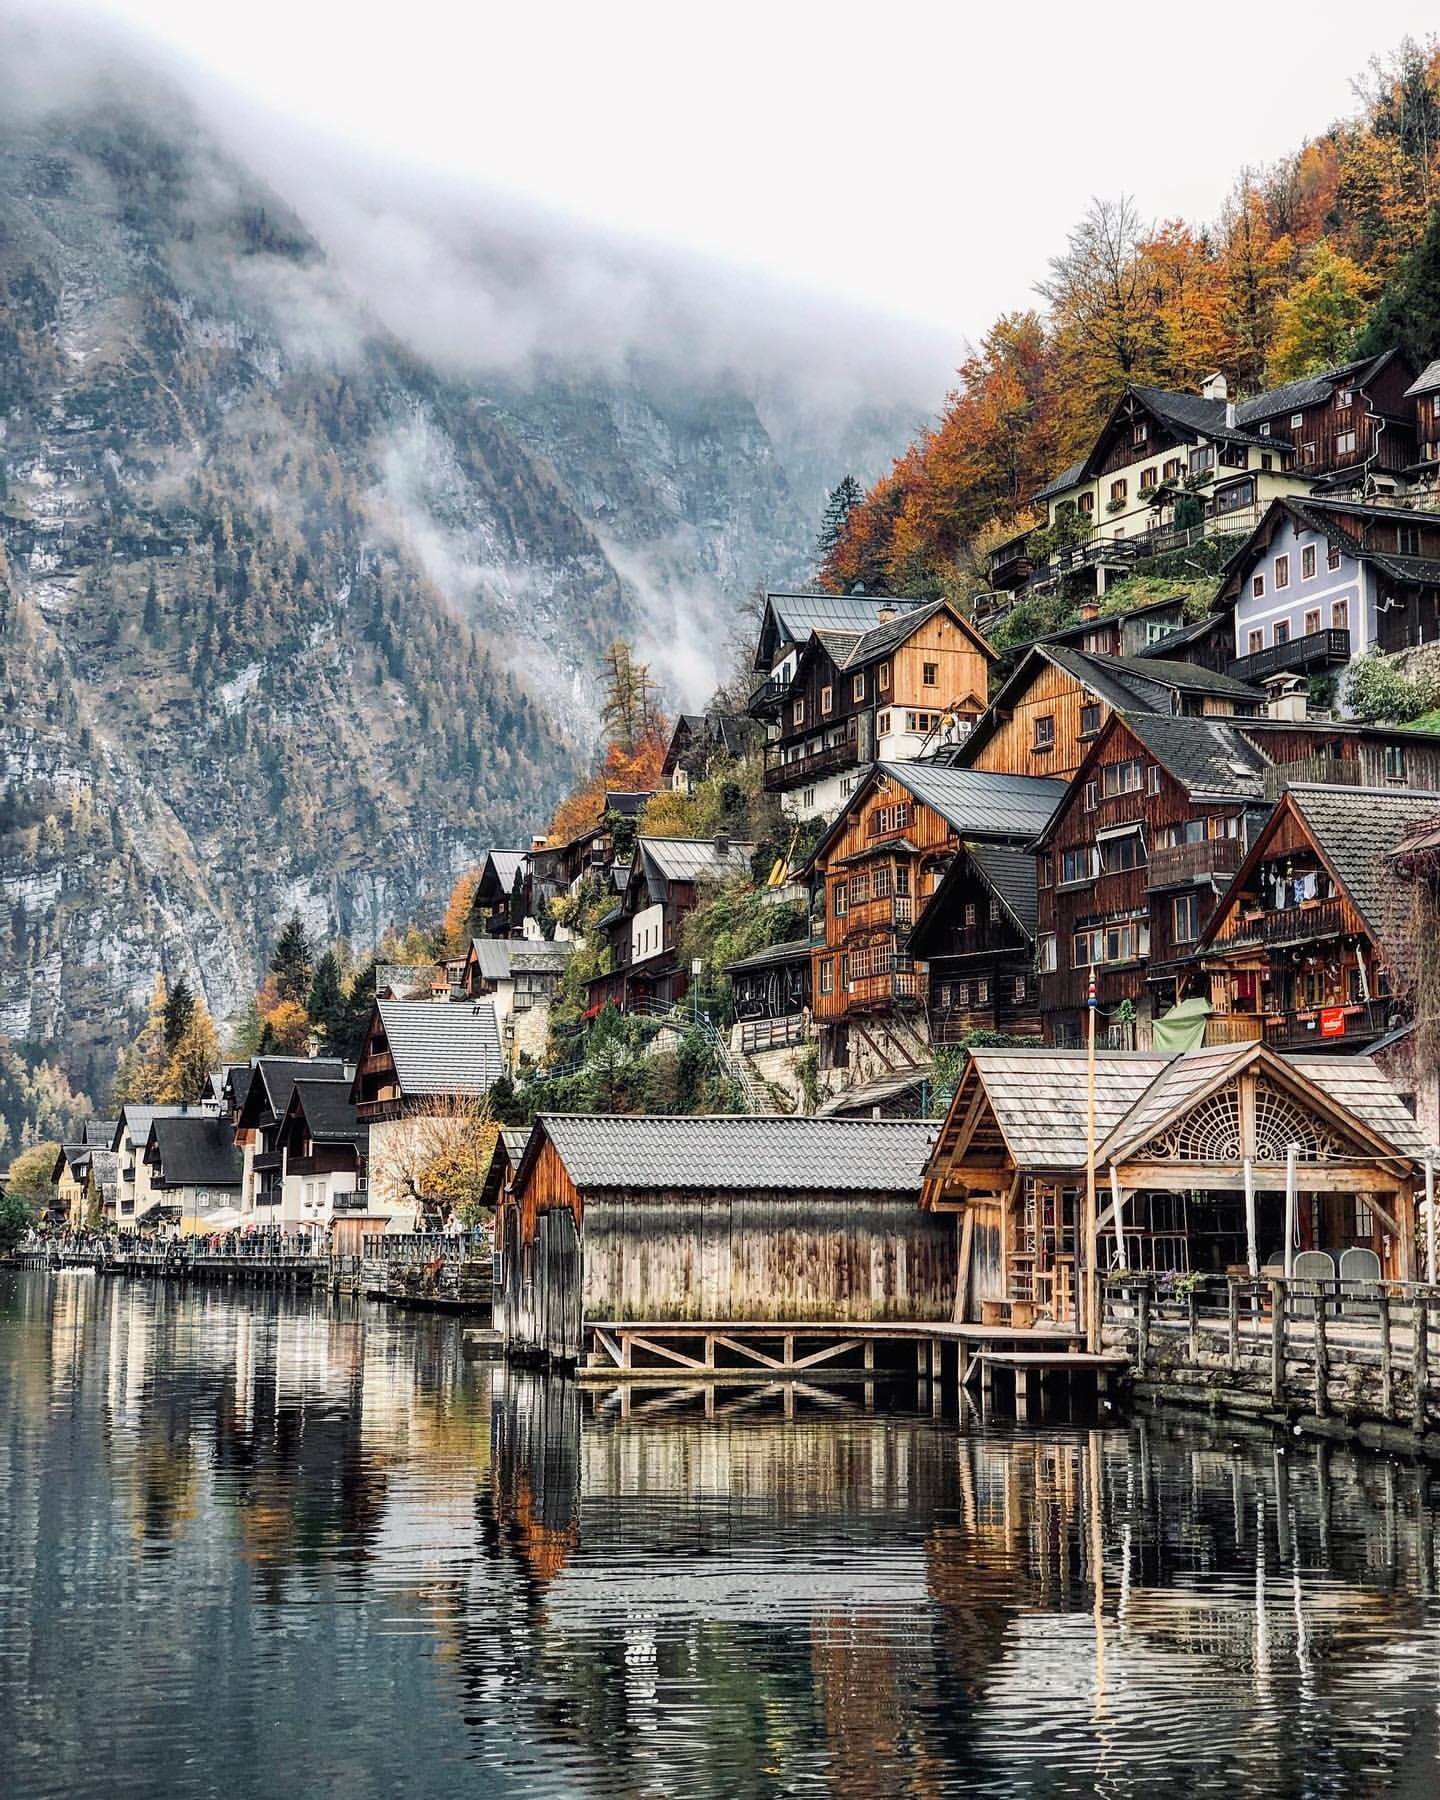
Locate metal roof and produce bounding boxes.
[484,850,528,892]
[111,1103,209,1153]
[468,938,515,982]
[525,1113,937,1193]
[878,761,1065,840]
[723,936,813,975]
[375,1000,504,1096]
[639,836,757,886]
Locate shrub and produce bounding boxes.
[1342,651,1440,723]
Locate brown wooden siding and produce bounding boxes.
[967,661,1103,781]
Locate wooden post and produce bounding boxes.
[1414,1298,1429,1438]
[1243,1158,1258,1278]
[1084,975,1099,1354]
[1270,1278,1285,1406]
[1284,1145,1297,1280]
[1428,1161,1436,1286]
[1136,1284,1150,1378]
[1379,1290,1393,1421]
[1109,1164,1125,1273]
[1187,1284,1200,1364]
[1228,1280,1240,1372]
[1313,1285,1329,1418]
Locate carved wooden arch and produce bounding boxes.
[1130,1074,1355,1166]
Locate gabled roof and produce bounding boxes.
[239,1056,349,1130]
[1234,350,1402,425]
[111,1103,205,1153]
[946,1049,1171,1168]
[144,1116,243,1188]
[754,589,924,669]
[1031,593,1186,650]
[633,835,756,897]
[52,1143,91,1182]
[1406,359,1440,399]
[518,1113,936,1194]
[907,841,1039,960]
[836,598,995,670]
[282,1079,367,1148]
[1085,651,1262,704]
[467,937,515,983]
[370,999,503,1097]
[83,1118,118,1147]
[1032,458,1087,504]
[1102,711,1269,803]
[480,850,528,895]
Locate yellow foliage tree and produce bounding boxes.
[262,998,311,1054]
[443,868,481,954]
[157,1001,222,1103]
[1268,243,1377,380]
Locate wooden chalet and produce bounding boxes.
[924,1043,1423,1329]
[661,712,755,792]
[1031,712,1271,1048]
[495,1114,953,1364]
[232,1055,350,1211]
[470,849,530,937]
[1405,359,1440,479]
[273,1079,370,1225]
[584,835,755,1014]
[1022,593,1191,659]
[1196,783,1440,1053]
[752,598,994,820]
[351,999,503,1122]
[957,644,1263,783]
[803,761,1064,1073]
[724,936,812,1054]
[1234,717,1440,797]
[906,844,1041,1044]
[142,1115,243,1232]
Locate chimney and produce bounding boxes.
[1078,600,1100,622]
[1201,372,1228,402]
[877,606,896,624]
[1225,401,1237,430]
[715,833,730,858]
[1264,674,1308,722]
[530,834,547,852]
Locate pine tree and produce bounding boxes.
[228,995,264,1059]
[142,570,160,636]
[269,913,313,1006]
[162,975,194,1057]
[157,1001,221,1103]
[306,950,346,1045]
[815,475,864,566]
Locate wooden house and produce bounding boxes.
[495,1113,953,1363]
[804,761,1064,1077]
[470,849,531,938]
[923,1043,1423,1329]
[661,712,755,792]
[958,645,1263,783]
[1405,359,1440,479]
[460,935,574,1061]
[1196,783,1440,1053]
[142,1115,243,1233]
[273,1079,370,1229]
[1021,593,1191,659]
[232,1056,350,1213]
[752,598,995,821]
[1233,717,1440,796]
[351,1000,503,1122]
[906,844,1042,1044]
[725,937,812,1055]
[1031,712,1271,1048]
[584,835,755,1014]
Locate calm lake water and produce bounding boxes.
[4,1272,1440,1798]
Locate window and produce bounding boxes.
[922,661,938,686]
[1273,619,1290,644]
[1332,599,1349,631]
[1147,764,1162,796]
[1303,442,1316,464]
[1259,422,1272,437]
[879,661,891,690]
[1252,574,1265,599]
[1084,779,1098,813]
[832,881,847,919]
[1038,856,1053,889]
[1336,430,1357,456]
[1400,524,1422,557]
[848,871,870,905]
[1078,492,1095,516]
[1099,758,1144,797]
[877,711,892,735]
[1013,973,1028,1003]
[820,685,833,715]
[840,954,850,991]
[1190,445,1215,476]
[852,672,865,701]
[1261,453,1273,471]
[976,978,991,1006]
[1060,846,1098,885]
[963,902,977,928]
[802,786,815,810]
[1073,919,1149,967]
[1140,466,1158,490]
[1132,420,1147,446]
[1290,413,1304,429]
[1384,744,1407,782]
[873,864,892,899]
[1304,609,1321,635]
[1337,387,1354,408]
[1036,933,1057,973]
[1033,713,1056,750]
[1101,830,1146,873]
[1162,458,1182,481]
[1301,545,1316,580]
[1079,702,1102,738]
[1328,542,1342,571]
[792,700,804,725]
[1172,892,1200,944]
[1275,554,1290,589]
[1248,627,1264,654]
[1110,478,1128,504]
[868,801,912,836]
[905,711,937,733]
[819,959,833,995]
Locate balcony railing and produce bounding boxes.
[1217,896,1344,949]
[1261,756,1364,800]
[1202,1013,1266,1047]
[762,738,857,792]
[1227,627,1350,685]
[748,673,793,717]
[1263,999,1394,1050]
[738,1015,809,1055]
[841,895,913,934]
[331,1192,369,1212]
[1145,838,1245,890]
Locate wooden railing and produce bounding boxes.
[762,738,856,792]
[1146,837,1244,890]
[1263,998,1394,1049]
[1262,756,1364,800]
[738,1015,808,1054]
[1227,627,1350,685]
[1216,896,1345,949]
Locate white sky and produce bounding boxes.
[34,1,1440,341]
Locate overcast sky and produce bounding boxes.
[26,1,1440,344]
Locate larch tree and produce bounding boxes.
[600,641,661,753]
[1269,243,1376,379]
[157,1001,221,1104]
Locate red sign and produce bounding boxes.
[1319,1006,1347,1038]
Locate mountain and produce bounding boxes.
[0,29,932,1131]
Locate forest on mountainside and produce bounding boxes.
[822,38,1440,600]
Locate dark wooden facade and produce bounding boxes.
[907,847,1041,1043]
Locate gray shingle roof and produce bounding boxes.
[1087,652,1262,702]
[968,843,1040,936]
[1283,1057,1427,1160]
[1289,784,1440,959]
[83,1118,118,1147]
[967,1050,1171,1167]
[525,1113,936,1193]
[1235,353,1389,425]
[375,999,503,1096]
[287,1080,366,1147]
[878,761,1065,841]
[1406,359,1440,399]
[252,1057,349,1126]
[112,1103,207,1153]
[1117,712,1270,800]
[1128,385,1279,451]
[146,1116,243,1188]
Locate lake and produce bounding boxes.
[2,1269,1439,1798]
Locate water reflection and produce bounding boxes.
[3,1270,1440,1798]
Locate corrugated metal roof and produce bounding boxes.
[469,938,514,982]
[376,1000,503,1096]
[879,762,1065,841]
[528,1113,937,1193]
[640,836,757,884]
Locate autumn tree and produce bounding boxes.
[4,1141,59,1214]
[442,869,481,954]
[368,1096,498,1226]
[110,975,169,1105]
[1269,243,1375,379]
[157,1001,221,1103]
[600,640,662,752]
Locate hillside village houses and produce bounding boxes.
[49,339,1440,1261]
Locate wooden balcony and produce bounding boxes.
[748,673,793,718]
[1216,896,1344,950]
[762,737,857,792]
[1227,627,1350,685]
[1146,838,1245,890]
[842,894,913,935]
[1263,999,1393,1050]
[1262,756,1364,800]
[1202,1013,1266,1047]
[846,957,924,1010]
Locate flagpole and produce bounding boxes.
[1085,972,1099,1354]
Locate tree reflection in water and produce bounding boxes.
[4,1271,1440,1799]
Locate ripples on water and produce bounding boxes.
[3,1271,1440,1798]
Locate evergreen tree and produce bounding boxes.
[228,995,264,1059]
[815,474,865,566]
[162,975,194,1057]
[328,958,378,1063]
[306,950,346,1045]
[157,1001,221,1103]
[269,912,313,1006]
[142,570,160,636]
[1356,202,1440,365]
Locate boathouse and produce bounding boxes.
[923,1042,1423,1329]
[496,1113,950,1365]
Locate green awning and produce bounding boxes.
[1152,995,1211,1053]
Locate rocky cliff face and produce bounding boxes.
[0,58,921,1126]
